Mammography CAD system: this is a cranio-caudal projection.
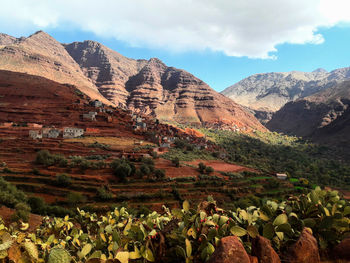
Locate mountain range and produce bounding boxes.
[267,80,350,150]
[222,67,350,150]
[221,68,350,123]
[0,31,265,132]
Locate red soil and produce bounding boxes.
[185,160,255,173]
[0,206,42,232]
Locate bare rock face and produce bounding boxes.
[284,228,320,263]
[66,40,265,131]
[221,68,350,124]
[0,31,265,131]
[64,41,147,105]
[252,235,281,263]
[221,69,350,112]
[208,236,250,263]
[125,58,266,131]
[0,33,16,45]
[0,31,110,105]
[332,237,350,260]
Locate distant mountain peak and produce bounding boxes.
[312,68,328,73]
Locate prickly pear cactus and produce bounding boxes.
[48,247,71,263]
[23,240,38,260]
[0,232,13,251]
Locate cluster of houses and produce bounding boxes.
[29,127,85,139]
[131,114,147,131]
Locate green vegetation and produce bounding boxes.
[0,177,27,208]
[161,148,215,162]
[110,159,135,182]
[0,187,349,262]
[35,150,68,167]
[88,142,111,150]
[202,129,350,188]
[55,173,72,187]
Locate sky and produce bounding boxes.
[1,0,350,92]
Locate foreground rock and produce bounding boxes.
[284,228,320,263]
[332,237,350,260]
[208,236,250,263]
[252,235,281,263]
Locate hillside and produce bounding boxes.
[64,41,147,105]
[0,31,114,105]
[0,31,265,131]
[221,68,350,123]
[266,80,350,151]
[65,40,265,131]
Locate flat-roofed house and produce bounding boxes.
[63,127,84,138]
[276,173,288,180]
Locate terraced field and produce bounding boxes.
[0,133,296,212]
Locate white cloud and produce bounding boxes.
[0,0,349,59]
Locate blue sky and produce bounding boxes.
[46,26,350,92]
[1,0,350,92]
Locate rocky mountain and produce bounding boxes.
[0,31,264,131]
[0,33,16,45]
[0,31,111,105]
[64,40,265,131]
[221,68,350,123]
[266,80,350,149]
[64,41,147,105]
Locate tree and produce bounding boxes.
[154,169,166,179]
[205,166,214,174]
[172,157,180,167]
[56,173,72,187]
[11,202,31,222]
[198,162,206,173]
[111,159,133,181]
[66,192,86,206]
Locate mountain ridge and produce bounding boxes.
[0,31,265,131]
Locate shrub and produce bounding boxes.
[0,177,27,208]
[35,150,67,167]
[172,157,180,167]
[198,162,206,173]
[66,192,86,206]
[11,202,31,222]
[154,169,166,179]
[142,157,154,166]
[56,173,72,187]
[205,166,214,174]
[96,187,113,201]
[111,159,134,181]
[28,196,46,214]
[140,164,151,176]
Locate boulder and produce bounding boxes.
[284,228,320,263]
[208,236,250,263]
[252,235,281,263]
[249,255,259,263]
[332,237,350,260]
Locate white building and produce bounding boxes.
[42,128,60,138]
[276,173,288,180]
[83,112,97,121]
[63,127,84,138]
[29,130,42,139]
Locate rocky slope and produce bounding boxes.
[0,31,265,131]
[64,41,147,105]
[64,40,265,131]
[0,33,16,45]
[221,68,350,123]
[0,31,111,105]
[266,80,350,149]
